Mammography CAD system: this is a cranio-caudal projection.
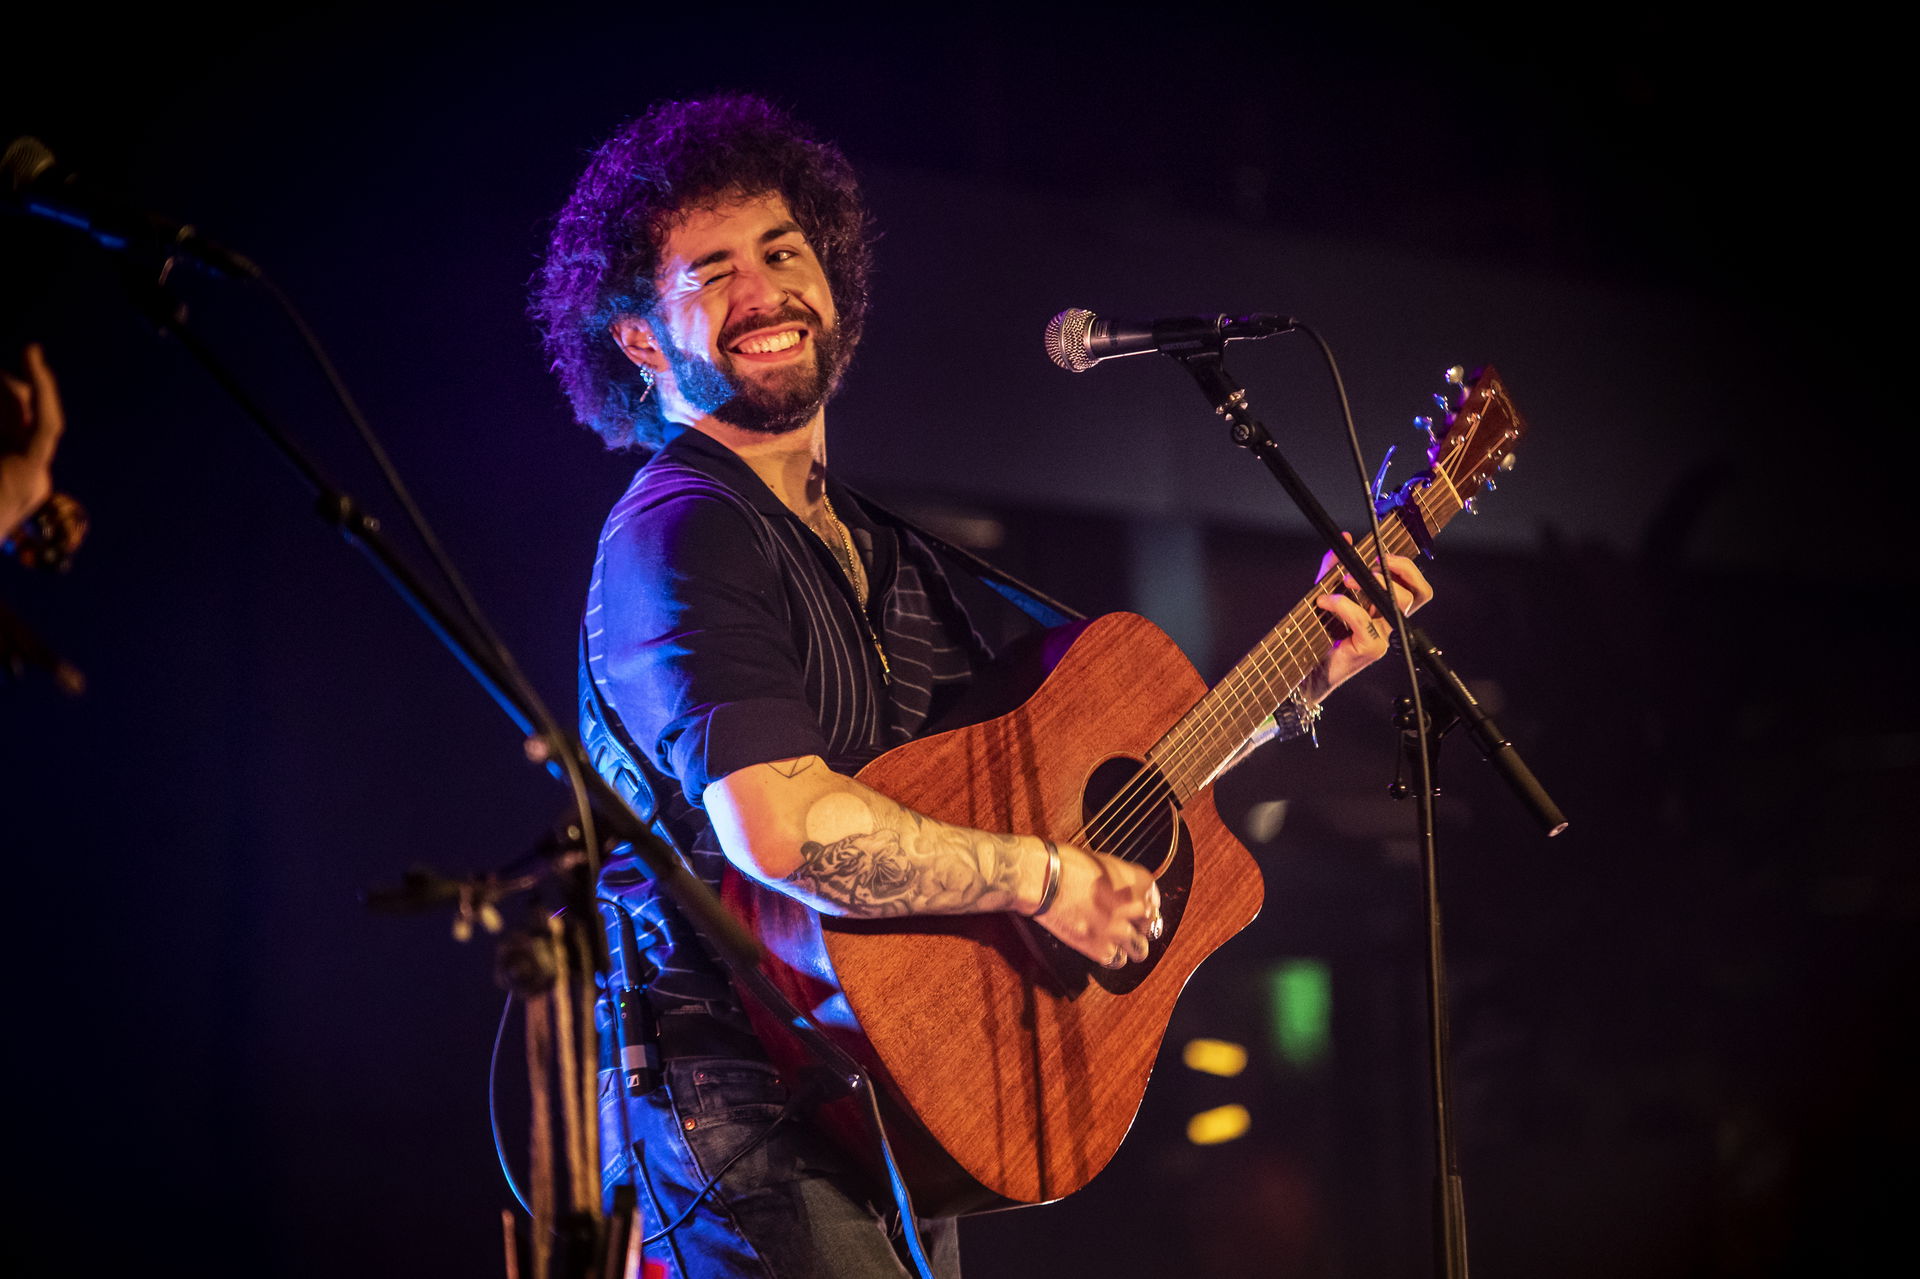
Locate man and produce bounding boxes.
[531,95,1429,1278]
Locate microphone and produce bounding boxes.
[1045,307,1296,372]
[2,136,259,280]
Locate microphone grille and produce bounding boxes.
[1044,308,1098,373]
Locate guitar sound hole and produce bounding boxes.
[1020,755,1194,998]
[1083,756,1191,994]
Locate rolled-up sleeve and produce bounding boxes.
[598,489,827,807]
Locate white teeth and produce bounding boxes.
[736,330,802,354]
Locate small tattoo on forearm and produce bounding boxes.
[764,759,816,779]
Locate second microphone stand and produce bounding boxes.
[1168,341,1566,1279]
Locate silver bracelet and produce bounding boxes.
[1031,840,1062,918]
[1279,693,1324,747]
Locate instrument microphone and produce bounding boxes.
[1044,307,1296,372]
[613,908,662,1096]
[2,136,259,280]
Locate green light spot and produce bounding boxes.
[1268,959,1331,1069]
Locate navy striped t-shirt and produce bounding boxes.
[581,424,1040,1024]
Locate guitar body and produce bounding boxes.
[721,365,1530,1217]
[724,612,1265,1216]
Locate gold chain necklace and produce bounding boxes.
[820,494,889,680]
[820,494,864,602]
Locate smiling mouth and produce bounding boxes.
[730,328,806,357]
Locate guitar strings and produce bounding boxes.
[1061,468,1465,869]
[1064,519,1408,861]
[1146,424,1486,794]
[1066,488,1445,870]
[1066,413,1503,868]
[1067,553,1384,862]
[1065,569,1377,866]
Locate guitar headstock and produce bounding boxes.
[1420,364,1527,511]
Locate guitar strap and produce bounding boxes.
[572,464,1095,1273]
[844,486,1087,627]
[577,487,1086,869]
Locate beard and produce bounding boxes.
[656,305,845,437]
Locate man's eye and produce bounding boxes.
[768,248,798,264]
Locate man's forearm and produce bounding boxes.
[705,756,1047,918]
[784,789,1033,917]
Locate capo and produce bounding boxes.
[1377,474,1439,560]
[1369,443,1436,561]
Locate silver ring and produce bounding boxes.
[1148,916,1165,941]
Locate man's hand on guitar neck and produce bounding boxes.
[1297,538,1434,708]
[706,757,1161,968]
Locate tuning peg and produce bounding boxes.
[1432,392,1453,414]
[1413,414,1436,442]
[1498,453,1516,472]
[1444,365,1466,386]
[1484,477,1497,492]
[1464,497,1479,515]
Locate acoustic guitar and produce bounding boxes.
[724,365,1529,1216]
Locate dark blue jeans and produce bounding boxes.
[600,1055,962,1279]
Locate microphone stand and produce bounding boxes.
[115,265,761,1278]
[116,261,943,1279]
[1166,343,1567,1279]
[119,272,758,963]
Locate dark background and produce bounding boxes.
[4,5,1911,1276]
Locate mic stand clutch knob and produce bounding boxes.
[1388,687,1458,801]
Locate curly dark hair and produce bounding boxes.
[531,94,875,451]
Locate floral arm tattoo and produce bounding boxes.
[777,778,1029,918]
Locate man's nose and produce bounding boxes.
[730,263,788,312]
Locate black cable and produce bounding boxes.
[638,1104,799,1246]
[252,274,506,670]
[245,271,621,1249]
[1294,322,1457,1272]
[722,963,939,1279]
[1291,323,1433,799]
[240,268,923,1277]
[248,271,603,883]
[490,990,536,1217]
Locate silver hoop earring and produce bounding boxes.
[636,364,656,402]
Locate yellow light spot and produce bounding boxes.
[1182,1038,1248,1078]
[1186,1104,1251,1146]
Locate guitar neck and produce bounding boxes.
[1146,470,1471,801]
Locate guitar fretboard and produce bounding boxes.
[1145,465,1470,801]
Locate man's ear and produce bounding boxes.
[610,316,662,372]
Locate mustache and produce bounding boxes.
[718,305,823,351]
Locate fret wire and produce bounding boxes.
[1164,525,1378,784]
[1074,452,1493,859]
[1156,565,1351,792]
[1156,439,1494,797]
[1170,606,1313,759]
[1152,469,1469,797]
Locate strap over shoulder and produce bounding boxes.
[843,486,1086,628]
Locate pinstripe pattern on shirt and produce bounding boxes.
[581,430,1018,1019]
